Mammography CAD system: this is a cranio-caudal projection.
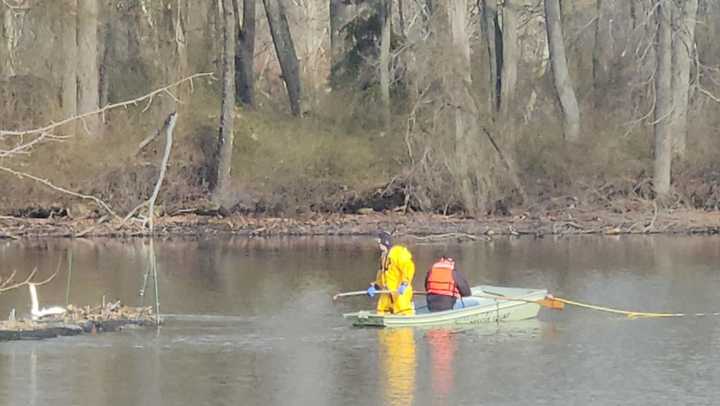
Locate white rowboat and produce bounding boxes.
[342,285,547,328]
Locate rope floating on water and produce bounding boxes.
[552,296,720,319]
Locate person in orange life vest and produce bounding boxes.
[424,256,471,312]
[366,231,416,315]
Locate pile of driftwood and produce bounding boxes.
[0,301,157,341]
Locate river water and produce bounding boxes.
[1,235,719,405]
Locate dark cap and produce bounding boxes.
[377,231,393,248]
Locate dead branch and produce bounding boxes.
[626,221,644,233]
[117,113,178,231]
[644,200,659,233]
[0,132,67,158]
[73,215,109,238]
[0,270,17,289]
[0,267,37,293]
[0,228,19,240]
[33,258,63,287]
[405,232,486,241]
[0,165,118,219]
[136,109,179,156]
[0,73,212,138]
[121,201,149,227]
[697,86,720,104]
[0,258,61,292]
[136,134,160,156]
[144,112,177,232]
[561,221,584,230]
[0,215,20,238]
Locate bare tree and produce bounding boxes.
[481,0,500,113]
[62,0,78,119]
[379,0,391,127]
[175,0,190,80]
[0,0,27,77]
[499,0,518,116]
[448,0,480,213]
[99,0,113,108]
[214,0,237,204]
[77,0,100,135]
[671,0,698,159]
[329,0,351,78]
[397,0,405,37]
[545,0,580,141]
[263,0,302,116]
[591,0,603,105]
[206,0,224,74]
[233,0,256,106]
[654,0,673,200]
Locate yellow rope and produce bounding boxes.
[552,297,720,319]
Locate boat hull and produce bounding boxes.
[342,285,547,328]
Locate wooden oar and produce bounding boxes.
[333,290,428,300]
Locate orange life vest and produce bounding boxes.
[426,259,459,298]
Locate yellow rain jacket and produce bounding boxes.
[374,245,415,315]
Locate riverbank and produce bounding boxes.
[2,203,720,240]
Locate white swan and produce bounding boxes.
[28,283,66,320]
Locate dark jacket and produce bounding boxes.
[424,268,472,312]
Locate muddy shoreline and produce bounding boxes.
[2,206,720,240]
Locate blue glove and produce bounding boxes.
[367,284,378,298]
[397,283,408,295]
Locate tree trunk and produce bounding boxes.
[263,0,302,116]
[1,7,19,77]
[233,0,256,106]
[448,0,479,214]
[175,0,190,80]
[499,0,518,116]
[422,0,433,33]
[330,0,351,80]
[670,0,698,159]
[397,0,405,37]
[77,0,100,136]
[206,0,223,74]
[99,0,114,109]
[214,0,237,204]
[481,0,500,113]
[654,0,673,200]
[379,0,391,128]
[544,0,580,141]
[62,0,78,119]
[591,0,603,106]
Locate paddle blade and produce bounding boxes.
[537,297,565,310]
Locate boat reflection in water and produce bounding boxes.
[426,328,456,401]
[378,327,463,405]
[378,328,417,406]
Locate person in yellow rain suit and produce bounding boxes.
[367,231,416,315]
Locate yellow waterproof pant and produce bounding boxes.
[376,289,415,316]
